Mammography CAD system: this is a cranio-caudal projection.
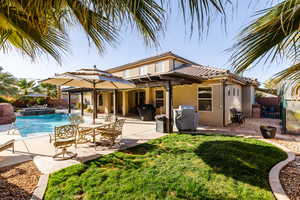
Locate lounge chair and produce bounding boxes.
[0,139,15,153]
[51,124,77,160]
[94,119,126,146]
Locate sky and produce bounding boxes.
[0,1,289,85]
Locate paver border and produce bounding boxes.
[31,174,49,200]
[262,139,296,200]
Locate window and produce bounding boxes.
[139,66,147,75]
[155,62,165,73]
[233,88,235,96]
[227,88,230,96]
[98,94,103,106]
[123,70,130,78]
[155,90,164,108]
[237,88,240,96]
[198,87,212,111]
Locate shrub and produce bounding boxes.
[36,97,46,105]
[75,102,87,109]
[85,107,93,113]
[0,96,11,103]
[47,98,68,108]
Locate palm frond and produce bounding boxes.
[230,0,300,73]
[269,62,300,88]
[174,0,230,36]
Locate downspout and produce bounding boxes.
[222,79,226,127]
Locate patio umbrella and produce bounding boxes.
[41,66,135,124]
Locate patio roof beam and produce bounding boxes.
[165,81,173,133]
[68,92,71,114]
[80,92,84,116]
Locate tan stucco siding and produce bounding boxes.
[173,83,224,127]
[111,59,172,79]
[173,60,185,69]
[83,93,92,105]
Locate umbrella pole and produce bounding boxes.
[93,84,96,124]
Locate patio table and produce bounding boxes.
[78,123,104,143]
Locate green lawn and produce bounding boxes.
[44,134,286,200]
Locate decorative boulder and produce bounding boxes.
[0,103,16,125]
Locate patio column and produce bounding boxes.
[104,93,112,114]
[113,89,117,118]
[165,81,173,133]
[122,90,128,116]
[68,92,71,114]
[145,88,151,104]
[80,92,84,116]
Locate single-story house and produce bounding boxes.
[64,52,259,127]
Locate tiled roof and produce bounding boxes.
[173,64,259,85]
[174,64,229,78]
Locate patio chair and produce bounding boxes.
[0,139,15,153]
[51,124,77,160]
[76,126,94,145]
[94,119,126,146]
[104,114,113,122]
[230,108,245,125]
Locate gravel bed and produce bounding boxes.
[0,161,41,200]
[280,156,300,200]
[270,139,300,154]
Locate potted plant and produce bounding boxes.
[260,125,276,139]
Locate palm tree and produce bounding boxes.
[0,66,18,96]
[39,83,58,98]
[17,78,36,95]
[230,0,300,89]
[0,0,228,63]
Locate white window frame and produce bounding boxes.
[139,65,148,76]
[197,86,213,112]
[155,89,164,108]
[155,61,165,73]
[123,69,130,78]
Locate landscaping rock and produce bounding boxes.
[0,103,16,125]
[280,156,300,200]
[0,161,41,200]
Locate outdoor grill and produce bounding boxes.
[173,105,198,131]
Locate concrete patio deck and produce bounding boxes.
[0,115,299,175]
[0,117,165,174]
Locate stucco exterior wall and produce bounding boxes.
[173,83,224,127]
[111,59,172,79]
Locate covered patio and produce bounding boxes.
[64,71,204,133]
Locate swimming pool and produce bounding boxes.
[15,113,70,137]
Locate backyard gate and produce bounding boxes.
[281,99,300,135]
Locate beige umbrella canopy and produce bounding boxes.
[41,66,135,124]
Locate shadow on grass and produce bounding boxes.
[194,140,286,189]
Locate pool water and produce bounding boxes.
[16,114,70,137]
